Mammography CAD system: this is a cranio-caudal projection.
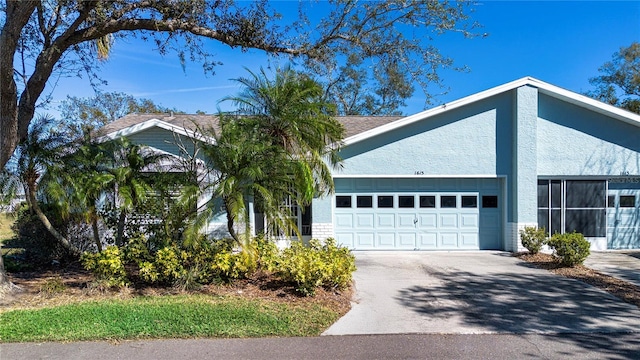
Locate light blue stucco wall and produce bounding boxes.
[537,94,640,176]
[511,85,538,225]
[337,92,513,177]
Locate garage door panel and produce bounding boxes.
[356,214,375,228]
[398,214,416,228]
[377,213,395,228]
[460,233,479,247]
[335,214,353,228]
[357,233,375,247]
[335,233,354,248]
[460,213,479,228]
[398,233,416,248]
[418,233,438,248]
[377,233,395,247]
[418,213,437,228]
[440,233,459,247]
[440,214,458,228]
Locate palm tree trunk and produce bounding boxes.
[224,198,238,242]
[91,217,102,252]
[0,247,21,294]
[26,184,81,257]
[115,209,126,247]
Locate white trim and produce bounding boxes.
[332,174,502,179]
[343,76,640,146]
[97,118,216,144]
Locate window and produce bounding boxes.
[378,195,394,208]
[336,196,352,208]
[538,179,606,237]
[357,196,373,208]
[608,195,616,208]
[398,196,415,208]
[620,195,636,208]
[419,195,436,208]
[441,196,457,208]
[482,195,498,208]
[461,196,477,208]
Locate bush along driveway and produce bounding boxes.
[324,251,640,335]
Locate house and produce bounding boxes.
[101,77,640,252]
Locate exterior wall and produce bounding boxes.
[508,85,539,250]
[338,92,513,177]
[537,94,640,176]
[312,223,334,240]
[128,127,201,158]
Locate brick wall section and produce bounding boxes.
[312,223,334,240]
[507,222,537,252]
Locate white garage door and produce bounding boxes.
[334,178,501,250]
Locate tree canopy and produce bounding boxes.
[1,0,480,170]
[586,42,640,114]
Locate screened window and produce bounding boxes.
[538,179,606,237]
[419,196,436,208]
[441,196,457,208]
[398,196,415,208]
[336,196,352,208]
[357,196,373,208]
[461,196,477,208]
[608,195,616,208]
[378,195,394,208]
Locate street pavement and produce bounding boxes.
[3,333,640,360]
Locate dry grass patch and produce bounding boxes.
[518,252,640,308]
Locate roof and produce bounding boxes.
[99,113,403,141]
[344,76,640,146]
[100,76,640,147]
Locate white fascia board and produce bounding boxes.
[343,76,640,146]
[331,174,503,179]
[98,119,216,144]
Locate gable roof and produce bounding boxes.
[99,113,403,141]
[343,76,640,146]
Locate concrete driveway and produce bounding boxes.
[323,251,640,335]
[585,251,640,288]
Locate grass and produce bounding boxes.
[0,294,340,343]
[0,213,15,245]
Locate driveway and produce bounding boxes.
[323,251,640,335]
[585,251,640,288]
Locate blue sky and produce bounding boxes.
[44,1,640,117]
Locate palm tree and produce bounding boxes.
[220,66,345,236]
[14,116,81,256]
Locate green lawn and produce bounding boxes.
[0,294,340,342]
[0,213,14,245]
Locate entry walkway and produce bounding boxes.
[323,251,640,335]
[585,251,640,288]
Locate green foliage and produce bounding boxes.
[547,232,591,267]
[5,204,78,268]
[278,239,356,296]
[586,42,640,114]
[520,226,547,254]
[256,235,280,273]
[81,246,129,288]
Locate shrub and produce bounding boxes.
[547,232,591,266]
[520,226,547,254]
[81,246,129,288]
[256,235,280,273]
[278,238,356,296]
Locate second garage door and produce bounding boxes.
[333,178,502,250]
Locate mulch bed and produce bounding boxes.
[517,252,640,308]
[0,266,352,317]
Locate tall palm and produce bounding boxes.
[221,66,345,235]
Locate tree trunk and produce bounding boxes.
[224,199,239,243]
[115,210,126,247]
[0,243,22,296]
[91,217,102,252]
[30,195,81,257]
